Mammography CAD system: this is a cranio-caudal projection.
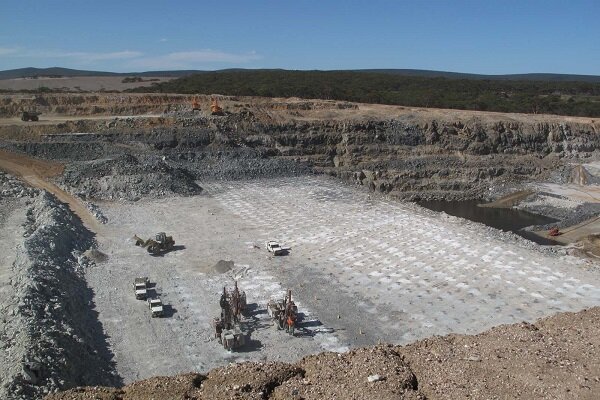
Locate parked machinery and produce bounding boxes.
[148,298,164,317]
[191,97,201,111]
[133,232,175,255]
[132,277,149,300]
[21,110,41,121]
[212,282,247,351]
[267,289,298,336]
[210,97,224,115]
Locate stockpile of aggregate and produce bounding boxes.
[168,148,313,182]
[0,184,120,399]
[58,153,202,201]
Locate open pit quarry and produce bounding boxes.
[0,93,600,399]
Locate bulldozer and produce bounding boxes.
[212,282,247,351]
[133,232,175,255]
[267,289,297,336]
[210,97,224,116]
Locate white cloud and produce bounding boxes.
[126,50,261,69]
[25,50,143,62]
[1,47,142,62]
[159,38,168,43]
[0,46,261,70]
[0,47,18,55]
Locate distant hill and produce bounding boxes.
[0,67,200,80]
[1,67,599,82]
[354,69,600,83]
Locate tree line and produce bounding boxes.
[133,70,600,117]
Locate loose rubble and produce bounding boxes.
[57,154,202,201]
[45,307,600,400]
[0,172,38,199]
[0,185,120,399]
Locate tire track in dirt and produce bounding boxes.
[0,149,100,233]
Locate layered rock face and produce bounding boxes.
[1,95,598,201]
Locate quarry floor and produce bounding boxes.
[88,176,600,384]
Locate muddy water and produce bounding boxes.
[418,200,559,245]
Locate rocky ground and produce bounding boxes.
[45,306,600,400]
[0,173,120,399]
[1,93,598,204]
[0,93,600,399]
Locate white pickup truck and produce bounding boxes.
[133,277,149,300]
[265,240,286,256]
[148,298,164,318]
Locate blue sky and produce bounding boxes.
[0,0,598,74]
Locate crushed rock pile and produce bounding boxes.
[198,260,234,274]
[57,154,202,201]
[46,307,600,400]
[0,190,120,399]
[168,147,313,182]
[0,172,38,199]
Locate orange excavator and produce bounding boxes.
[191,97,201,111]
[210,97,224,115]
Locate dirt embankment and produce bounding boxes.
[0,175,120,399]
[1,93,600,237]
[46,306,600,400]
[1,100,598,201]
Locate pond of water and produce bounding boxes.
[418,200,560,245]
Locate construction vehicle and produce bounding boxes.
[267,289,297,335]
[212,282,247,351]
[210,98,224,116]
[192,97,201,111]
[21,110,41,121]
[266,240,284,255]
[133,277,149,300]
[133,232,175,255]
[220,325,246,351]
[229,281,247,319]
[148,298,164,317]
[548,227,561,237]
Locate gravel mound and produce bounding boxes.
[200,362,301,399]
[0,192,120,399]
[46,307,600,400]
[82,248,109,263]
[272,346,422,400]
[170,148,313,182]
[0,172,38,199]
[199,260,234,274]
[58,154,202,201]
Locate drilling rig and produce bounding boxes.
[212,282,247,351]
[267,289,298,336]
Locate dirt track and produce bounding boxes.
[0,149,99,232]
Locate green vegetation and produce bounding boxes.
[132,70,600,117]
[122,76,144,83]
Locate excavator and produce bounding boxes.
[210,97,224,116]
[191,97,201,111]
[190,96,225,115]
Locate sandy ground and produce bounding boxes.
[0,76,174,91]
[0,92,598,126]
[0,149,99,232]
[0,114,163,127]
[82,176,600,384]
